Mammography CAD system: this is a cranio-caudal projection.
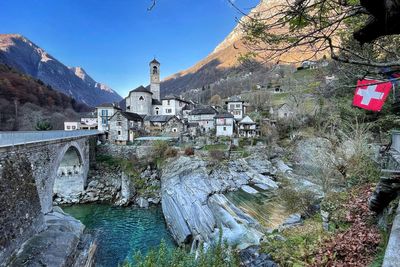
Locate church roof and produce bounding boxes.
[150,58,160,65]
[129,86,153,94]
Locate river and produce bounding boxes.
[63,204,175,267]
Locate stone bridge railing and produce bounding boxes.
[0,130,101,147]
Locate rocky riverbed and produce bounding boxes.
[53,163,161,208]
[160,153,288,250]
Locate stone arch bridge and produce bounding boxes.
[0,130,100,263]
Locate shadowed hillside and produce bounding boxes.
[0,64,90,131]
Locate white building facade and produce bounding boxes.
[226,97,245,120]
[64,122,80,131]
[215,113,235,137]
[96,104,120,132]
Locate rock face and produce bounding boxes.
[6,208,94,267]
[0,34,122,106]
[161,156,278,249]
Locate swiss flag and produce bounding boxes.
[353,79,392,111]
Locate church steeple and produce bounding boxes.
[150,58,160,101]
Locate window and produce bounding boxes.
[72,126,76,129]
[167,100,170,105]
[223,127,226,131]
[102,118,107,125]
[155,107,159,115]
[229,104,234,110]
[166,108,172,114]
[153,66,158,74]
[67,126,71,129]
[139,96,144,101]
[173,128,177,132]
[235,104,241,108]
[101,110,108,116]
[118,131,121,135]
[117,121,122,126]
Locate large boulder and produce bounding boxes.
[7,209,86,267]
[161,156,276,248]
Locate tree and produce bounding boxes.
[35,120,52,131]
[209,94,222,106]
[236,0,400,68]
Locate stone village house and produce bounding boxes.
[214,112,235,137]
[143,115,185,137]
[188,106,218,134]
[238,116,257,138]
[108,110,143,145]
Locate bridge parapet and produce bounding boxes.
[0,130,102,147]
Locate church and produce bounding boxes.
[125,59,162,116]
[125,59,192,118]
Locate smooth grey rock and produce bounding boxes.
[161,156,269,248]
[137,197,149,209]
[280,213,303,230]
[7,211,85,267]
[241,185,259,194]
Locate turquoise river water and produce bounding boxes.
[63,204,175,267]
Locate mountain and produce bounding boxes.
[0,64,90,131]
[0,34,122,107]
[160,0,324,97]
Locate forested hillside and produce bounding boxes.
[0,64,90,131]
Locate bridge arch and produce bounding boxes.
[48,141,89,209]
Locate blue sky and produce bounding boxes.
[0,0,259,97]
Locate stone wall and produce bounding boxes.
[0,136,94,263]
[0,154,44,263]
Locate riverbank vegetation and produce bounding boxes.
[124,237,240,267]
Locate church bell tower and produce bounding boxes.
[150,58,160,101]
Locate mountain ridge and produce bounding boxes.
[0,34,122,107]
[160,0,324,97]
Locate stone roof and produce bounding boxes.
[226,95,243,103]
[239,116,256,125]
[152,99,162,105]
[214,112,234,119]
[122,112,143,121]
[129,86,152,94]
[109,111,143,121]
[144,115,176,123]
[96,103,113,108]
[189,106,217,115]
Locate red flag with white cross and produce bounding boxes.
[353,79,392,111]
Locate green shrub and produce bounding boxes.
[96,154,121,167]
[261,216,328,266]
[320,191,350,231]
[123,237,239,267]
[278,186,318,217]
